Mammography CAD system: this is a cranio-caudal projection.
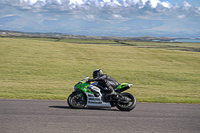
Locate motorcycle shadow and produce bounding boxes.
[49,106,119,111]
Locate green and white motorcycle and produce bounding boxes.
[67,76,136,111]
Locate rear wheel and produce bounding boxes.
[116,93,136,111]
[67,92,87,109]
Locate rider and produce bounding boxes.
[88,69,119,98]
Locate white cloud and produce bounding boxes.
[29,0,38,3]
[182,1,191,7]
[160,1,171,8]
[111,14,124,19]
[178,14,185,18]
[69,0,84,5]
[0,0,200,23]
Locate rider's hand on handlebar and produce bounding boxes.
[86,79,91,84]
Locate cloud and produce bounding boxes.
[0,0,200,23]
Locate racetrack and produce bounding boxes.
[0,99,199,133]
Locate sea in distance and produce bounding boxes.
[174,39,200,43]
[153,38,200,43]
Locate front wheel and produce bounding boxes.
[67,92,87,109]
[116,93,136,111]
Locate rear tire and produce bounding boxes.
[116,93,136,111]
[67,92,87,109]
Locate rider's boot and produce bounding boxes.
[104,89,117,101]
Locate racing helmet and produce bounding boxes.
[93,69,103,79]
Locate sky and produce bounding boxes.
[0,0,200,37]
[0,0,199,23]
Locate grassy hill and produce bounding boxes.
[0,37,200,103]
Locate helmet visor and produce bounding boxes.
[93,71,98,79]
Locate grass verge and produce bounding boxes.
[0,37,200,103]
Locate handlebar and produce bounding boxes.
[86,79,91,84]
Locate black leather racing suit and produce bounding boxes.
[89,74,119,93]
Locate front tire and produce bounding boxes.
[67,92,87,109]
[116,93,136,111]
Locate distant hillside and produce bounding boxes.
[120,19,164,29]
[0,16,42,32]
[0,16,200,38]
[0,30,174,42]
[0,16,21,25]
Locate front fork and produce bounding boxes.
[73,90,84,101]
[74,89,83,96]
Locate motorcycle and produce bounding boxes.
[67,76,136,111]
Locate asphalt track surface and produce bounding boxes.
[0,99,199,133]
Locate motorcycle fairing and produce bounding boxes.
[86,85,111,108]
[75,81,93,94]
[86,93,111,108]
[115,83,130,92]
[75,82,111,108]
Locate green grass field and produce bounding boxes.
[0,37,200,103]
